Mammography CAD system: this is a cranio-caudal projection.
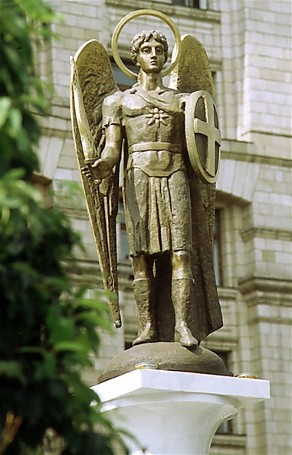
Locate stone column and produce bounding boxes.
[92,369,270,455]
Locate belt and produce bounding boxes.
[128,142,182,154]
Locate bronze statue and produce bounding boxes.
[70,10,222,350]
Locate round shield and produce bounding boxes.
[185,90,221,184]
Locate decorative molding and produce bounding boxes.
[238,276,292,296]
[247,314,291,326]
[249,129,292,139]
[221,150,292,168]
[221,138,292,168]
[212,433,246,449]
[218,287,238,300]
[240,227,292,242]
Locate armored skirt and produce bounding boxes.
[124,167,192,257]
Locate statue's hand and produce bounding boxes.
[81,159,113,186]
[81,164,94,180]
[91,158,113,179]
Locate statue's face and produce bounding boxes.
[136,39,165,74]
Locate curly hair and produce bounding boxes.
[130,30,169,65]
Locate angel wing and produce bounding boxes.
[169,35,222,341]
[70,39,122,328]
[169,34,215,96]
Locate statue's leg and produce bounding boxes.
[172,250,198,347]
[132,254,157,346]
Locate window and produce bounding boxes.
[216,419,233,434]
[112,61,137,91]
[156,0,204,8]
[172,0,201,7]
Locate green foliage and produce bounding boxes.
[0,0,125,453]
[0,0,52,177]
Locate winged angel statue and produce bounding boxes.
[70,10,222,348]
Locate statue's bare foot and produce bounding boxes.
[176,322,198,347]
[132,324,157,346]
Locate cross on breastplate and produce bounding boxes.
[193,94,221,177]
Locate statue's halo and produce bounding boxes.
[111,9,181,79]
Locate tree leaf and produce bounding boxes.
[0,97,12,128]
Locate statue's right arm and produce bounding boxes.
[91,125,122,178]
[91,92,123,180]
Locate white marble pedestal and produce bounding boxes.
[92,370,270,455]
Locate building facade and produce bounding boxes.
[37,1,291,453]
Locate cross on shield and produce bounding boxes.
[185,90,221,184]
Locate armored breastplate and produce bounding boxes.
[122,89,186,177]
[122,90,185,148]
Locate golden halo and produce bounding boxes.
[111,9,181,79]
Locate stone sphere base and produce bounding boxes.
[97,342,232,383]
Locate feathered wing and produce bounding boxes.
[169,35,223,341]
[70,39,121,328]
[169,34,215,97]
